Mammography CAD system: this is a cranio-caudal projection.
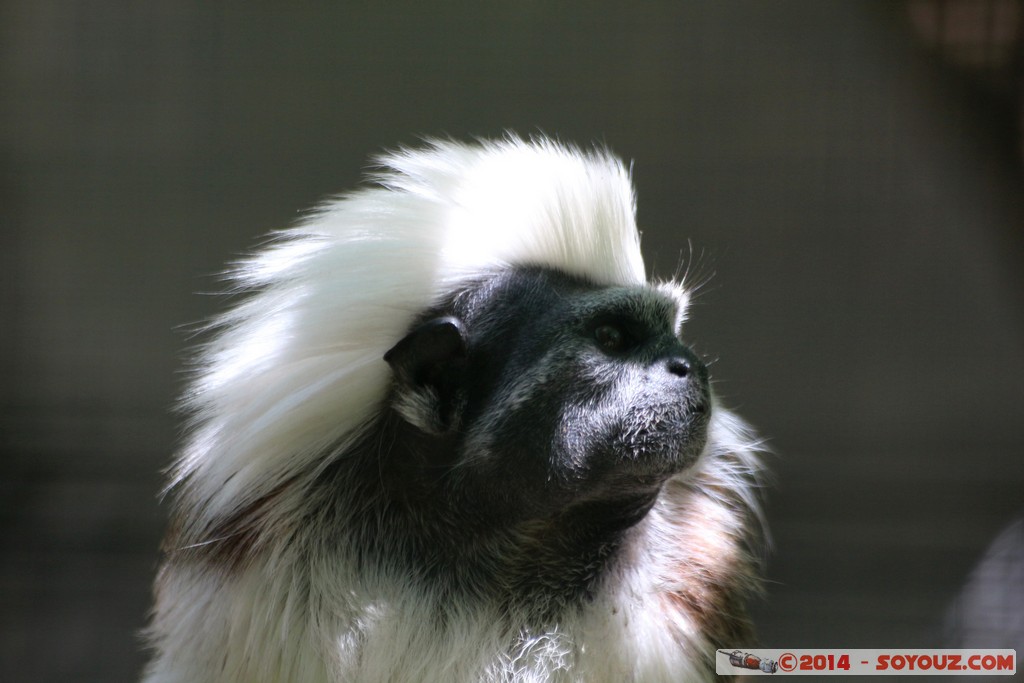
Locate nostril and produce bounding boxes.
[667,358,690,378]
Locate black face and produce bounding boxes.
[384,266,710,527]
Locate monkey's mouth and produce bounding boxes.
[608,396,710,478]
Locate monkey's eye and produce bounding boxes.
[593,323,633,353]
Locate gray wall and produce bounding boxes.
[2,1,1022,680]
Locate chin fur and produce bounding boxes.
[142,136,767,683]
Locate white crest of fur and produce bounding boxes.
[173,137,645,526]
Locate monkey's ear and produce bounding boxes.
[384,317,468,434]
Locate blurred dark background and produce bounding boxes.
[2,1,1022,680]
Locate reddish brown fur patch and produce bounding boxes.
[658,473,761,654]
[162,478,298,572]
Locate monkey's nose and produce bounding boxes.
[664,348,707,384]
[666,358,691,377]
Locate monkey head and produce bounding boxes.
[384,267,710,528]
